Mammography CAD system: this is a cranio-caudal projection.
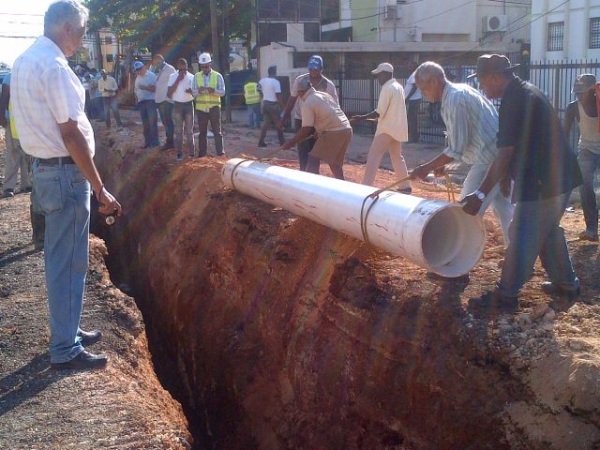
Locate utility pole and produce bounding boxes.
[210,0,220,70]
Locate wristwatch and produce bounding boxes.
[474,190,486,201]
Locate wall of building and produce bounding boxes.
[531,0,600,60]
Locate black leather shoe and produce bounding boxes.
[51,350,108,370]
[78,329,102,346]
[541,281,580,299]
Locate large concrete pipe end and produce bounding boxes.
[222,159,486,278]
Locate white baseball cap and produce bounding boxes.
[371,62,394,75]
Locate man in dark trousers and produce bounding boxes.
[279,55,338,171]
[463,54,582,313]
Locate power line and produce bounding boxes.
[0,35,39,39]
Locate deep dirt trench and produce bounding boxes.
[91,129,600,450]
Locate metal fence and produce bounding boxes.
[332,59,600,146]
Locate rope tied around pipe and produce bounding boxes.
[359,174,458,247]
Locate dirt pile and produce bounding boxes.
[92,123,600,449]
[0,192,192,449]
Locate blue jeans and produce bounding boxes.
[498,192,578,297]
[577,148,600,235]
[33,160,90,363]
[139,100,159,147]
[247,103,261,128]
[294,118,316,172]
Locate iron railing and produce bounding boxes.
[331,59,600,146]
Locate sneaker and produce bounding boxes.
[1,189,14,199]
[258,142,268,148]
[176,153,183,162]
[541,281,581,299]
[468,289,519,315]
[578,230,599,242]
[22,186,33,193]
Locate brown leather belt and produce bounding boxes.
[37,156,75,166]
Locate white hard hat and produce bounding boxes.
[199,52,212,64]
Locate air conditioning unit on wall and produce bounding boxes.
[385,5,402,20]
[484,15,508,32]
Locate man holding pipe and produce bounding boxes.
[281,78,352,180]
[462,54,582,313]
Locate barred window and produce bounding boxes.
[547,22,564,52]
[590,18,600,49]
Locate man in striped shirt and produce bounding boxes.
[410,61,514,247]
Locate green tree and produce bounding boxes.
[84,0,253,68]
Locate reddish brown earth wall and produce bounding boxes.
[93,130,600,450]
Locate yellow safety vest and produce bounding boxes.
[8,101,17,139]
[195,70,221,111]
[244,82,260,105]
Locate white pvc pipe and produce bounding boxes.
[222,159,486,277]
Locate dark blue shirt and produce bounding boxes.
[498,77,582,201]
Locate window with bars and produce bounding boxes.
[547,22,564,51]
[590,18,600,49]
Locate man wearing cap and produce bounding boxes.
[350,62,411,192]
[281,78,352,180]
[194,52,226,157]
[257,65,285,148]
[564,73,600,242]
[462,54,582,312]
[134,61,159,149]
[409,61,514,247]
[152,54,176,150]
[280,55,338,171]
[98,68,122,128]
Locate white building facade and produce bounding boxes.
[258,0,531,79]
[531,0,600,60]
